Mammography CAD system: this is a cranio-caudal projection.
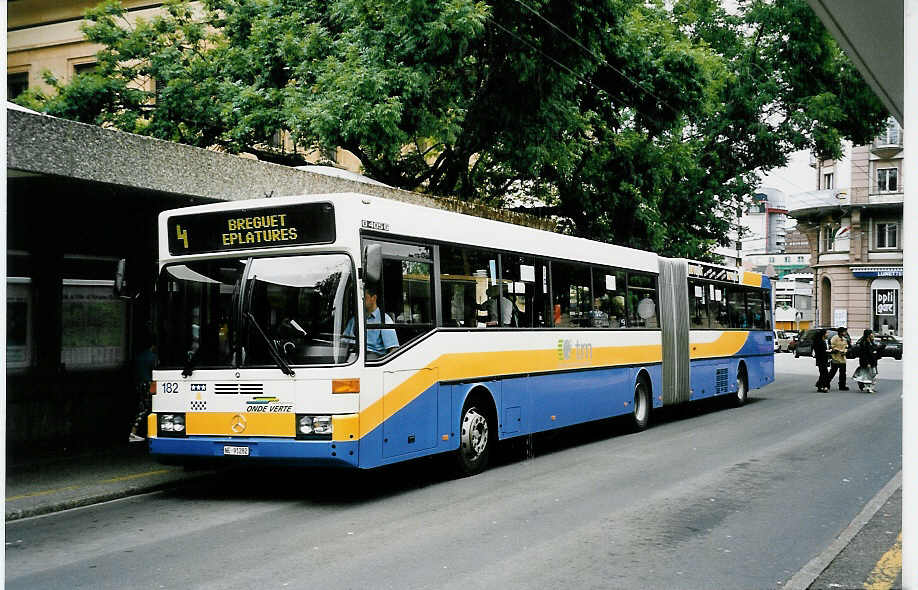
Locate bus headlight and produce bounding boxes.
[298,415,314,435]
[158,413,187,437]
[312,416,332,435]
[296,414,332,440]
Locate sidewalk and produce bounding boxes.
[5,442,215,521]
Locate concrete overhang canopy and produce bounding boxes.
[786,188,849,218]
[6,104,553,229]
[806,0,903,122]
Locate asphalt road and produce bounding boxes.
[6,355,902,590]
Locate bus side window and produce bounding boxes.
[745,287,766,329]
[365,240,434,357]
[708,284,727,329]
[726,287,747,329]
[500,253,538,328]
[551,261,591,328]
[439,244,497,328]
[763,288,773,328]
[592,266,626,329]
[627,272,658,329]
[689,279,710,328]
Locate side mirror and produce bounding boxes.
[114,259,127,296]
[364,244,382,284]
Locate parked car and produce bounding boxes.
[795,328,844,357]
[775,330,797,353]
[877,334,903,360]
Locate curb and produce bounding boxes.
[783,470,902,590]
[5,471,215,523]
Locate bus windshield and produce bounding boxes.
[157,254,358,370]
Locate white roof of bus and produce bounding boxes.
[158,192,660,273]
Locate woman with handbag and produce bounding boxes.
[854,329,884,393]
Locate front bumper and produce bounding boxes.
[149,436,359,468]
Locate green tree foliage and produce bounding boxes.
[20,0,887,259]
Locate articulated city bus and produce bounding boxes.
[148,193,774,474]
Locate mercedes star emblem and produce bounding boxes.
[230,414,247,434]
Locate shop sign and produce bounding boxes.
[852,267,903,278]
[875,290,897,316]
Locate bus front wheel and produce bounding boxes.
[631,380,651,431]
[455,402,492,476]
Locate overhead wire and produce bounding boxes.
[511,0,686,120]
[494,1,885,215]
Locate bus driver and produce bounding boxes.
[345,284,399,358]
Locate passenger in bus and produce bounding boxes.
[478,285,514,326]
[589,298,610,328]
[361,284,399,357]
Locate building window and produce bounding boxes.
[876,223,899,249]
[797,256,804,262]
[823,173,833,190]
[73,62,97,77]
[8,72,29,99]
[822,225,838,252]
[877,168,898,193]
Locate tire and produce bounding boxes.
[733,367,748,407]
[895,354,902,361]
[455,401,493,476]
[631,379,651,431]
[858,382,865,391]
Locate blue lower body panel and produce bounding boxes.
[149,436,359,468]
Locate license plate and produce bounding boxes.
[223,445,250,456]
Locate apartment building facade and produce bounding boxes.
[788,117,904,336]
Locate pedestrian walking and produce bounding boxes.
[813,329,830,392]
[854,329,884,392]
[129,332,156,442]
[826,327,850,391]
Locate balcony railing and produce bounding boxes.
[872,132,903,157]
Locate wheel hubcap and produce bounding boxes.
[738,378,746,401]
[462,408,488,459]
[635,387,647,422]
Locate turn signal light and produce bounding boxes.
[332,378,360,394]
[149,382,157,394]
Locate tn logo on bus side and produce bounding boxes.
[557,339,593,361]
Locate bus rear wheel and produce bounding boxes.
[734,367,748,407]
[631,380,651,431]
[455,402,492,476]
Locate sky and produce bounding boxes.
[758,144,853,197]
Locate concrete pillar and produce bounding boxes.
[902,0,917,584]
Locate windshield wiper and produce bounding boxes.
[245,311,295,377]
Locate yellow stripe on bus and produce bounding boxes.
[339,342,664,441]
[186,412,295,437]
[690,331,749,359]
[333,333,751,441]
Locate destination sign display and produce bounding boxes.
[167,203,335,255]
[686,262,741,283]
